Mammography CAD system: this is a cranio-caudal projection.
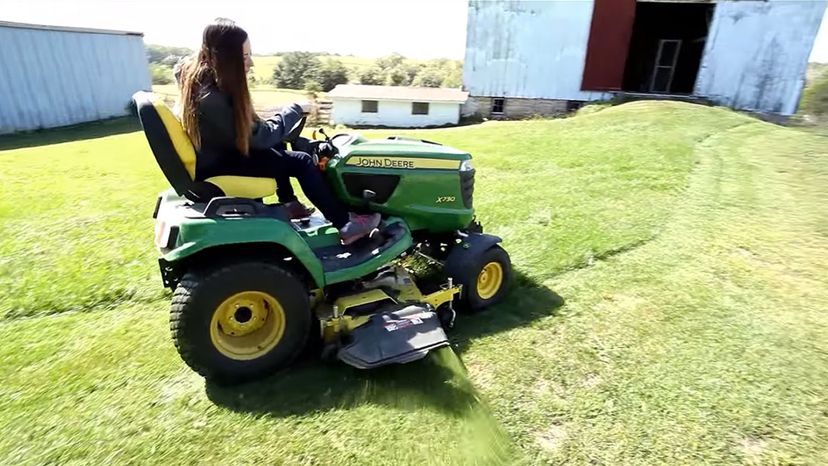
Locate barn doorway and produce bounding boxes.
[622,1,715,95]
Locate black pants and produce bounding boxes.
[198,149,350,228]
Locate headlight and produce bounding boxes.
[460,159,474,171]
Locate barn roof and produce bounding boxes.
[328,85,469,103]
[0,21,144,37]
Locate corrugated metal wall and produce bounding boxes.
[0,25,151,134]
[463,0,609,101]
[696,0,827,115]
[464,0,826,115]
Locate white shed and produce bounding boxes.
[327,85,469,128]
[0,21,151,134]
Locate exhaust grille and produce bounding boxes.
[460,169,475,209]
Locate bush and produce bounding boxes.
[441,61,463,88]
[412,67,444,88]
[146,44,193,65]
[272,52,322,90]
[316,59,349,91]
[386,65,412,86]
[801,70,828,116]
[150,63,173,85]
[304,80,323,93]
[359,66,385,85]
[376,53,405,71]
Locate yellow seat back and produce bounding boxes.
[133,91,277,199]
[151,98,197,179]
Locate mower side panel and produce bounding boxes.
[162,218,326,287]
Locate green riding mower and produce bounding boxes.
[133,91,512,383]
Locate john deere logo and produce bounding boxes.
[355,158,415,169]
[346,156,461,170]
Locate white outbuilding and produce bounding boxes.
[0,21,151,134]
[327,85,469,128]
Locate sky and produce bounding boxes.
[1,0,469,59]
[2,0,828,62]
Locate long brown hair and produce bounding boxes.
[180,18,254,154]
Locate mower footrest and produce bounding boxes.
[315,222,408,273]
[337,304,449,369]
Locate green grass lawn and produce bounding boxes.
[1,102,826,464]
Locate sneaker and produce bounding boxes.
[284,201,315,219]
[339,213,381,245]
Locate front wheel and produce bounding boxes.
[169,262,311,384]
[452,245,512,312]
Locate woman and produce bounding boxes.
[177,18,379,245]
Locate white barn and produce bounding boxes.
[0,21,151,134]
[327,85,469,128]
[463,0,827,118]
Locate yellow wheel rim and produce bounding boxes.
[209,291,286,361]
[476,261,504,300]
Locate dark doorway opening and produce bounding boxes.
[623,2,714,95]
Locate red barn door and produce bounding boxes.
[581,0,636,91]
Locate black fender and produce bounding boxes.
[443,233,502,281]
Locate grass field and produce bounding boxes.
[152,84,314,110]
[1,102,827,464]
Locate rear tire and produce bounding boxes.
[170,262,311,384]
[452,245,512,312]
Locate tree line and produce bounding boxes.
[146,45,462,91]
[271,52,462,91]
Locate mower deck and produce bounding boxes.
[337,304,450,369]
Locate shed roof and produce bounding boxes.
[0,21,144,37]
[328,85,469,103]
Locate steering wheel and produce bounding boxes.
[283,116,306,143]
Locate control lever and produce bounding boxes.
[362,189,376,206]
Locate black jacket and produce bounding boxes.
[191,80,305,180]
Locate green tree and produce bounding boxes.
[403,63,423,83]
[386,65,412,86]
[304,80,323,93]
[441,61,463,88]
[411,67,444,88]
[316,59,350,91]
[150,63,173,85]
[359,66,385,85]
[375,53,405,71]
[272,52,322,90]
[146,44,193,65]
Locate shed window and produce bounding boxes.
[412,102,429,115]
[492,98,505,114]
[361,100,378,113]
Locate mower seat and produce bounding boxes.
[132,91,276,201]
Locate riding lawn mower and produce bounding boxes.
[133,91,512,383]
